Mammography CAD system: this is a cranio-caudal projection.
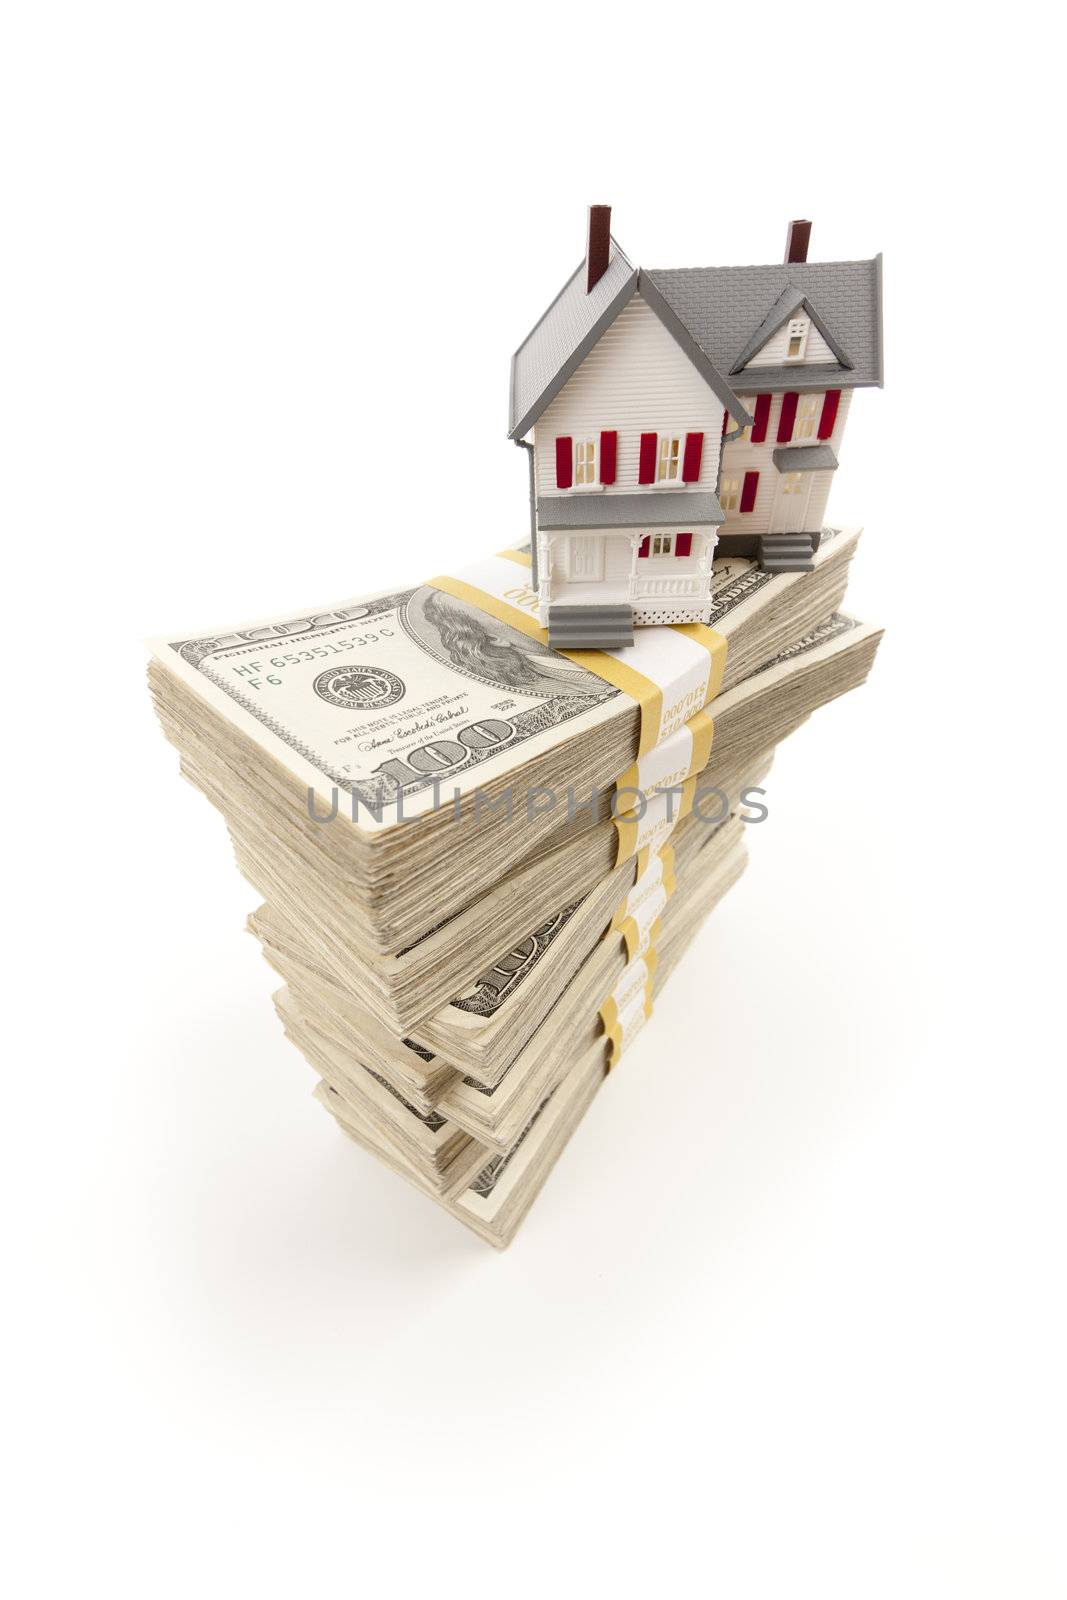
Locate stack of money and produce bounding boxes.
[149,529,881,1246]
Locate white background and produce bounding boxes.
[3,3,1064,1595]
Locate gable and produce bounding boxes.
[509,240,639,439]
[541,292,725,425]
[743,310,838,369]
[533,294,730,498]
[509,249,747,438]
[729,285,852,375]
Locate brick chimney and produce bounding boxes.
[586,205,611,293]
[785,219,812,264]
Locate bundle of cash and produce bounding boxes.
[149,530,881,1246]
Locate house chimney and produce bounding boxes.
[586,205,611,293]
[785,219,812,264]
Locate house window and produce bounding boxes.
[638,532,694,558]
[638,533,676,557]
[781,471,804,496]
[796,396,820,439]
[720,476,741,512]
[657,435,683,483]
[575,438,597,486]
[785,317,810,361]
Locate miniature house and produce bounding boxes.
[509,208,882,650]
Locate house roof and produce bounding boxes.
[645,255,883,396]
[509,238,639,440]
[508,241,750,439]
[509,241,882,438]
[536,491,724,530]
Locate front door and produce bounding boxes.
[770,469,812,534]
[567,535,604,581]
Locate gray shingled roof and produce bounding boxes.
[509,244,882,438]
[536,491,724,530]
[772,445,839,472]
[645,256,883,394]
[509,239,639,439]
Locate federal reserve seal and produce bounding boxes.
[312,664,405,710]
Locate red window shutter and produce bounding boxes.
[638,432,657,484]
[681,432,704,482]
[600,430,617,484]
[751,394,771,443]
[638,536,650,557]
[818,390,841,439]
[555,436,573,489]
[675,532,693,557]
[739,471,759,513]
[777,393,799,443]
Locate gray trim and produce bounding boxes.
[772,445,839,472]
[508,259,639,441]
[730,285,803,371]
[730,285,854,374]
[537,491,724,530]
[732,365,875,394]
[874,252,885,387]
[636,270,752,426]
[514,438,537,589]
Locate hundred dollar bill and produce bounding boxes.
[149,530,860,834]
[234,611,881,1030]
[153,577,619,826]
[312,828,752,1247]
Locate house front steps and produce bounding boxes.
[547,603,635,652]
[758,533,817,573]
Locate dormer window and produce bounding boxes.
[657,435,683,483]
[575,438,598,487]
[785,317,810,361]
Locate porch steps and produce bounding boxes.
[758,533,816,573]
[547,603,634,652]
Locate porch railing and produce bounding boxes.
[631,574,703,600]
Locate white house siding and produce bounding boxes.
[720,389,852,537]
[542,526,716,626]
[800,471,837,533]
[743,319,837,368]
[532,293,726,501]
[546,531,634,584]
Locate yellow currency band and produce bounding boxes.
[613,775,697,866]
[426,552,727,759]
[614,705,715,801]
[609,848,676,958]
[598,948,659,1072]
[676,623,729,706]
[614,913,664,962]
[633,841,677,891]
